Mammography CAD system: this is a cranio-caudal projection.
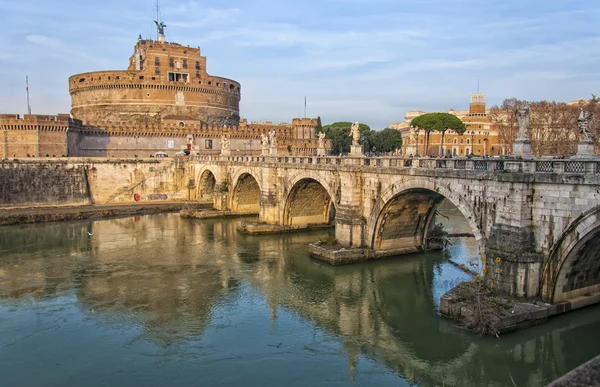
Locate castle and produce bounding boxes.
[1,25,328,158]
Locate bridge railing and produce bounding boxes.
[190,155,600,176]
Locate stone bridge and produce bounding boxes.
[189,154,600,306]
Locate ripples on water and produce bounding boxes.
[0,212,599,387]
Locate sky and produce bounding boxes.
[0,0,599,130]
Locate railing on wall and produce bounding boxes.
[188,155,600,176]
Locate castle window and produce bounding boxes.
[116,76,121,80]
[169,58,174,67]
[208,81,212,85]
[168,72,188,83]
[183,60,187,69]
[139,76,144,80]
[229,84,234,90]
[78,78,86,83]
[155,67,160,75]
[195,61,200,70]
[154,57,160,65]
[196,71,200,78]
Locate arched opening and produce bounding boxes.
[553,227,600,303]
[371,189,477,256]
[541,207,600,305]
[197,170,216,199]
[284,178,335,226]
[231,173,260,213]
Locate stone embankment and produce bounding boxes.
[237,222,332,235]
[439,282,600,336]
[0,202,211,226]
[180,209,257,220]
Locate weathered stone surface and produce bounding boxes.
[548,355,600,387]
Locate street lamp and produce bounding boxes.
[470,130,475,155]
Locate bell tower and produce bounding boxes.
[469,93,486,115]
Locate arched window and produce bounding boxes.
[466,139,470,144]
[453,138,458,144]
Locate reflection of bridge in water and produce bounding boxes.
[1,215,597,386]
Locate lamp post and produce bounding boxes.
[415,127,420,156]
[470,130,475,155]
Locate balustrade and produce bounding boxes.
[188,155,600,176]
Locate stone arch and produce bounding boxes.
[230,171,261,213]
[366,178,485,255]
[541,205,600,303]
[283,177,336,226]
[285,172,338,209]
[196,167,219,198]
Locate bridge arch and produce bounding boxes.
[230,170,261,213]
[283,176,336,226]
[366,178,485,255]
[542,205,600,303]
[196,167,219,198]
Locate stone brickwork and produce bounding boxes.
[69,39,240,128]
[0,158,191,208]
[189,155,600,307]
[0,114,72,158]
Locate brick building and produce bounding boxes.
[391,94,509,157]
[0,114,75,158]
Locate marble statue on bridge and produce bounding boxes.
[512,105,532,158]
[220,134,231,156]
[317,132,326,156]
[349,122,363,157]
[574,108,597,158]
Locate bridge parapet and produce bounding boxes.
[191,155,600,179]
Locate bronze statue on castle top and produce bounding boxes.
[154,20,166,36]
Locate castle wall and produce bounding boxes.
[0,158,191,208]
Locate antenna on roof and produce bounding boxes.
[154,0,166,42]
[26,76,31,115]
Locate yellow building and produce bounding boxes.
[391,94,509,157]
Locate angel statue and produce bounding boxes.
[154,20,167,35]
[349,121,360,146]
[318,132,326,148]
[578,108,594,143]
[515,105,531,141]
[221,134,230,150]
[269,129,277,147]
[261,133,269,149]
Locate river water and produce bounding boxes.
[1,212,599,387]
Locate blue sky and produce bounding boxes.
[0,0,599,129]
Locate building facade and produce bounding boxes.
[391,94,509,157]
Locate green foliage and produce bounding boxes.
[320,122,371,155]
[593,94,600,102]
[316,116,323,132]
[368,128,403,153]
[410,112,467,134]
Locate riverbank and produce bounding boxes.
[0,201,212,226]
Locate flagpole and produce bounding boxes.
[26,76,31,115]
[304,96,306,118]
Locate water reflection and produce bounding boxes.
[0,214,599,387]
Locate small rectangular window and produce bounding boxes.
[196,71,200,78]
[195,61,200,70]
[167,139,175,149]
[169,58,174,67]
[155,67,160,75]
[205,139,212,149]
[183,60,187,69]
[154,57,160,65]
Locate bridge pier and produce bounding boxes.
[335,205,364,247]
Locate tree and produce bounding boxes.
[410,113,466,155]
[490,97,600,157]
[320,122,371,155]
[369,128,403,153]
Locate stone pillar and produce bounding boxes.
[335,171,365,247]
[486,181,543,298]
[512,140,532,158]
[317,146,326,156]
[573,141,596,158]
[258,167,280,224]
[350,144,363,157]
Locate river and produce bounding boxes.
[0,212,599,386]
